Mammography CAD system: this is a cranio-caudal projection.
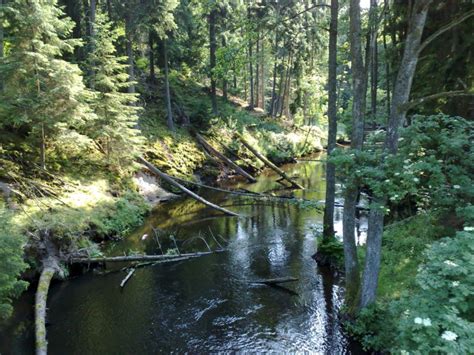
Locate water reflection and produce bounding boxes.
[0,153,366,354]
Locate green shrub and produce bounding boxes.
[391,230,474,354]
[0,206,28,321]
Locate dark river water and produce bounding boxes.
[1,153,367,354]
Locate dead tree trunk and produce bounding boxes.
[195,133,256,182]
[236,132,304,189]
[35,254,61,355]
[138,157,239,216]
[71,251,222,263]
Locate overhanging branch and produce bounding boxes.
[403,90,472,110]
[418,9,474,55]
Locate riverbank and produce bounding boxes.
[0,77,327,322]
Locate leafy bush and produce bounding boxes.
[331,114,473,214]
[351,229,474,353]
[391,230,474,354]
[0,206,28,321]
[98,191,150,237]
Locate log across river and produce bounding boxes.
[0,153,368,354]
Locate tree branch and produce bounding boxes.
[403,90,472,110]
[418,9,474,55]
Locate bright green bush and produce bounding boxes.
[391,230,474,354]
[0,206,28,321]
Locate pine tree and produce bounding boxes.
[0,0,90,169]
[84,12,143,168]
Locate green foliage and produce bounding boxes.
[0,0,91,167]
[350,215,473,353]
[317,237,344,268]
[331,114,473,214]
[391,230,474,354]
[98,191,150,237]
[84,12,144,169]
[0,205,28,321]
[377,212,452,299]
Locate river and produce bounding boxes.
[1,153,367,354]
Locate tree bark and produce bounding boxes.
[323,0,338,239]
[71,251,222,263]
[270,32,278,116]
[35,266,55,355]
[148,30,155,81]
[138,157,239,216]
[209,8,218,115]
[163,39,174,131]
[236,132,304,189]
[0,0,4,92]
[260,36,265,110]
[383,0,391,119]
[369,0,378,128]
[359,0,432,309]
[222,36,228,100]
[256,34,260,108]
[125,13,135,94]
[248,39,254,109]
[343,0,367,313]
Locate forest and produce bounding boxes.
[0,0,473,353]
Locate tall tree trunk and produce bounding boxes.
[40,124,46,171]
[270,33,278,116]
[222,36,228,100]
[106,0,112,20]
[209,8,218,115]
[383,2,391,120]
[323,0,339,239]
[343,0,367,313]
[88,0,97,87]
[125,14,135,94]
[260,37,265,111]
[256,34,260,108]
[369,0,378,129]
[89,0,96,38]
[359,0,431,309]
[163,40,174,131]
[248,41,255,110]
[148,30,155,81]
[0,0,4,92]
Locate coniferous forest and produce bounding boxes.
[0,0,473,353]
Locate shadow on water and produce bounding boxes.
[0,152,367,354]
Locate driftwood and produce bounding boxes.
[138,157,239,217]
[120,269,135,288]
[235,132,304,189]
[195,133,256,182]
[70,250,222,264]
[249,277,298,284]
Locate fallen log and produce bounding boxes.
[235,132,304,190]
[70,250,223,264]
[249,277,298,284]
[137,157,239,217]
[195,133,257,183]
[120,269,136,288]
[35,263,57,355]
